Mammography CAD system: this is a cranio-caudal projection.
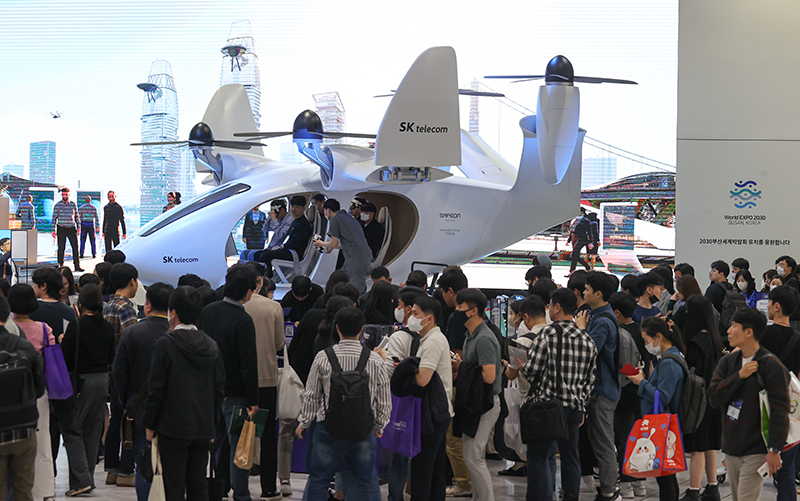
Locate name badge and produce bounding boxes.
[727,399,743,422]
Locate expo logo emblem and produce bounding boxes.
[730,180,761,209]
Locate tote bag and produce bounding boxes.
[276,347,304,420]
[41,323,73,400]
[623,391,687,478]
[148,436,166,501]
[379,393,422,458]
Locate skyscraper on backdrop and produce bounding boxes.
[3,164,24,178]
[29,141,55,183]
[137,59,180,226]
[220,19,261,128]
[313,92,345,144]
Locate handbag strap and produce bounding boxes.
[42,322,48,348]
[129,375,149,416]
[780,331,800,364]
[152,436,162,475]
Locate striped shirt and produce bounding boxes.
[520,320,597,412]
[299,339,391,433]
[78,203,99,227]
[0,427,34,445]
[266,214,294,251]
[15,201,35,230]
[52,200,79,229]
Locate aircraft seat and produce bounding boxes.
[272,205,319,283]
[370,207,392,269]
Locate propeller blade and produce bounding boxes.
[573,76,638,85]
[129,141,188,146]
[316,132,377,139]
[484,75,546,79]
[232,131,293,138]
[458,89,505,97]
[213,140,267,150]
[373,93,395,98]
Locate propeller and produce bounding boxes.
[131,122,267,150]
[485,55,637,85]
[373,88,505,98]
[233,110,376,141]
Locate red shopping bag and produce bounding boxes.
[623,391,686,478]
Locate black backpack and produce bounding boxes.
[717,283,747,330]
[323,346,374,441]
[657,353,707,434]
[574,217,591,241]
[0,336,38,432]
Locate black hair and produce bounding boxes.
[370,266,390,280]
[322,270,350,305]
[437,268,468,294]
[652,265,675,295]
[566,270,588,294]
[0,296,10,323]
[146,282,174,312]
[620,274,640,297]
[730,307,768,341]
[32,267,64,300]
[525,265,552,283]
[289,195,307,207]
[244,261,267,281]
[334,306,365,338]
[550,288,578,316]
[330,282,359,304]
[642,317,686,354]
[78,284,104,315]
[57,266,76,297]
[735,269,757,295]
[635,272,663,296]
[110,263,138,291]
[290,275,312,298]
[776,255,798,278]
[398,290,423,310]
[405,270,427,289]
[311,193,326,203]
[768,285,800,318]
[323,199,340,212]
[364,281,396,323]
[361,202,377,214]
[518,295,546,320]
[177,273,205,289]
[0,238,9,247]
[78,273,100,290]
[104,249,126,264]
[224,264,257,301]
[8,283,38,315]
[732,257,750,271]
[169,286,204,325]
[270,198,287,210]
[413,295,443,326]
[710,260,730,278]
[683,296,722,362]
[674,263,695,277]
[262,277,276,293]
[509,299,523,315]
[320,296,354,340]
[94,261,114,296]
[455,288,487,313]
[609,292,637,319]
[196,285,219,308]
[585,271,619,302]
[530,278,558,306]
[0,278,9,298]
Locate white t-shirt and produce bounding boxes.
[384,329,416,377]
[418,326,454,417]
[515,323,548,399]
[742,355,754,366]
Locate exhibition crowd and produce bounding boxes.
[1,195,799,501]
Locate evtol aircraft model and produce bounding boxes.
[123,47,636,288]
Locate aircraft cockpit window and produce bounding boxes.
[139,183,251,237]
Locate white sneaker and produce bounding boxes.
[619,483,634,499]
[280,480,292,496]
[632,481,647,497]
[445,485,472,497]
[581,476,597,493]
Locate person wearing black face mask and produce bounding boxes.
[632,272,665,323]
[524,266,551,295]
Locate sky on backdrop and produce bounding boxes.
[0,0,677,206]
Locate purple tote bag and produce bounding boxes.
[41,323,74,400]
[379,394,421,458]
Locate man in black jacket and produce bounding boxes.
[144,286,225,501]
[254,195,312,279]
[102,190,126,252]
[198,264,260,501]
[113,282,173,501]
[0,295,45,500]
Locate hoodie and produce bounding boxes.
[143,327,225,440]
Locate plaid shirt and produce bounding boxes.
[78,203,99,227]
[103,295,137,344]
[299,339,391,434]
[0,427,34,445]
[520,320,597,412]
[52,200,79,229]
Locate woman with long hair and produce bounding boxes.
[362,281,396,325]
[734,270,758,308]
[680,296,723,501]
[762,269,778,292]
[626,317,686,501]
[666,275,704,330]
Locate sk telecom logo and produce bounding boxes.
[730,180,761,209]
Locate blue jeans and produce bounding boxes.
[79,222,96,257]
[388,452,409,501]
[222,397,252,501]
[776,445,799,501]
[526,407,583,501]
[302,424,380,501]
[133,427,150,501]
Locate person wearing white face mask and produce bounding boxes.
[360,202,385,261]
[627,317,687,501]
[734,269,758,308]
[774,255,800,326]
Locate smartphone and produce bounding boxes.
[757,461,770,478]
[376,336,391,351]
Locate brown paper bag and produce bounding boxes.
[233,418,256,470]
